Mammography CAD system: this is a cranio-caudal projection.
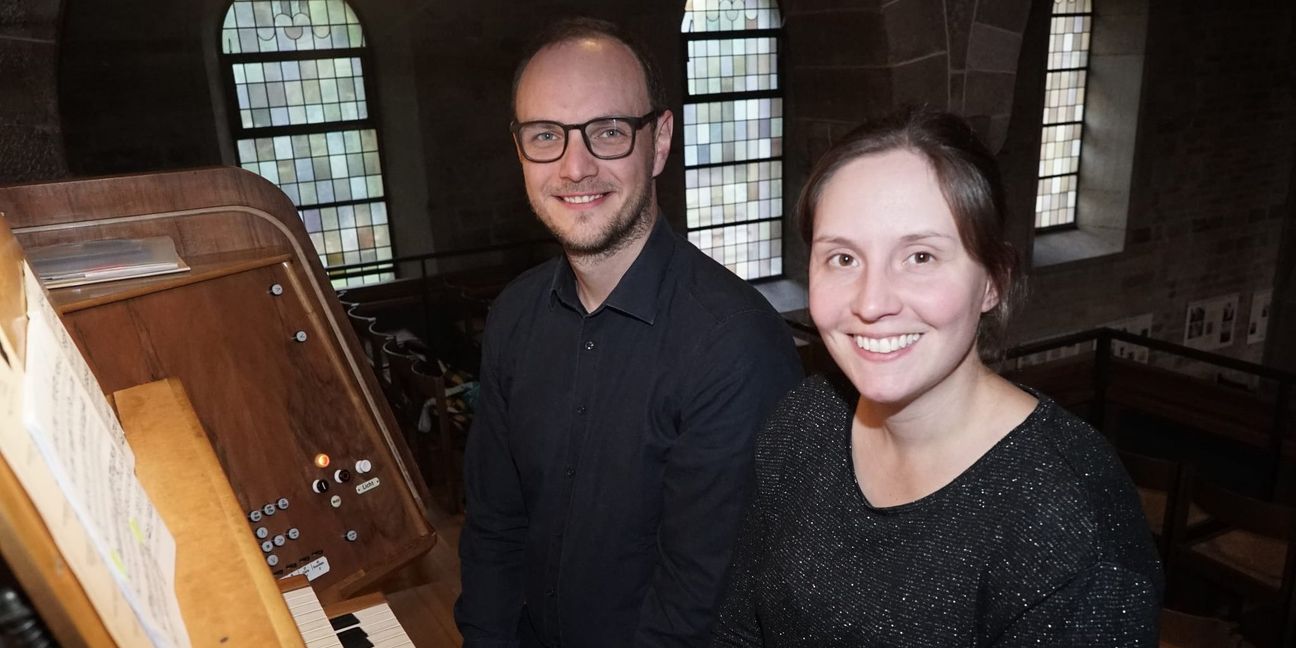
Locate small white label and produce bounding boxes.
[356,477,380,494]
[282,556,330,582]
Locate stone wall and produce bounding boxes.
[779,0,1294,371]
[404,0,686,252]
[780,0,1035,282]
[0,0,65,184]
[6,0,1294,370]
[49,0,687,260]
[1007,0,1293,371]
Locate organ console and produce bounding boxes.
[0,167,436,645]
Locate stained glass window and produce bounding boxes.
[221,0,391,286]
[682,0,784,280]
[230,57,369,129]
[1035,0,1093,230]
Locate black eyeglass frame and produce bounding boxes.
[510,109,664,163]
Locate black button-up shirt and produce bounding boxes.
[455,217,802,648]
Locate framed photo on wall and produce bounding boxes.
[1183,293,1238,351]
[1248,289,1271,345]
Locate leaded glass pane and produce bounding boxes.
[685,161,783,229]
[682,0,782,32]
[238,129,383,204]
[1047,15,1091,69]
[237,128,390,284]
[686,37,779,95]
[1038,124,1082,177]
[687,221,783,280]
[1052,0,1092,15]
[1041,69,1086,125]
[1034,174,1077,228]
[222,0,391,283]
[682,98,783,167]
[232,57,368,128]
[1035,0,1091,229]
[222,0,364,54]
[682,0,783,280]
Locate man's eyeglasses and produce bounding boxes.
[510,110,662,163]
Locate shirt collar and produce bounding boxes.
[548,215,675,325]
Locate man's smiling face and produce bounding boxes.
[512,36,672,257]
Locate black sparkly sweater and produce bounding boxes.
[712,375,1163,647]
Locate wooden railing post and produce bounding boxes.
[1092,330,1111,435]
[420,257,432,347]
[1269,381,1291,498]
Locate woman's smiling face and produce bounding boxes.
[808,148,999,407]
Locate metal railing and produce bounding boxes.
[325,237,558,283]
[1008,328,1295,495]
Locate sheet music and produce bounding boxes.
[0,290,152,645]
[7,262,190,647]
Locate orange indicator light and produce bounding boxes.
[314,453,331,468]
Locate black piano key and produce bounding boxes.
[336,627,373,648]
[329,613,361,632]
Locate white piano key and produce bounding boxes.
[344,602,414,648]
[282,586,344,648]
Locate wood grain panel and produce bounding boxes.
[68,263,429,599]
[0,168,434,606]
[115,378,306,648]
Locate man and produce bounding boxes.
[455,18,802,648]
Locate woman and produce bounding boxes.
[712,108,1162,646]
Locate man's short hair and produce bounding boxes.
[510,17,668,118]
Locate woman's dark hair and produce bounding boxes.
[511,17,667,117]
[795,106,1024,355]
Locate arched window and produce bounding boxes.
[681,0,784,280]
[220,0,392,286]
[1035,0,1092,230]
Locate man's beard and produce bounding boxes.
[531,176,654,260]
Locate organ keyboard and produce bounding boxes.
[281,578,415,648]
[283,579,345,648]
[330,600,415,648]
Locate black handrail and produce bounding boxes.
[325,237,558,281]
[1008,327,1296,384]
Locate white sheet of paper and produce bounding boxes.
[0,287,153,646]
[14,262,191,647]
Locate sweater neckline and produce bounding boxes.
[839,386,1050,515]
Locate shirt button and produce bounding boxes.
[545,588,556,597]
[576,405,586,415]
[565,466,575,478]
[584,340,595,351]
